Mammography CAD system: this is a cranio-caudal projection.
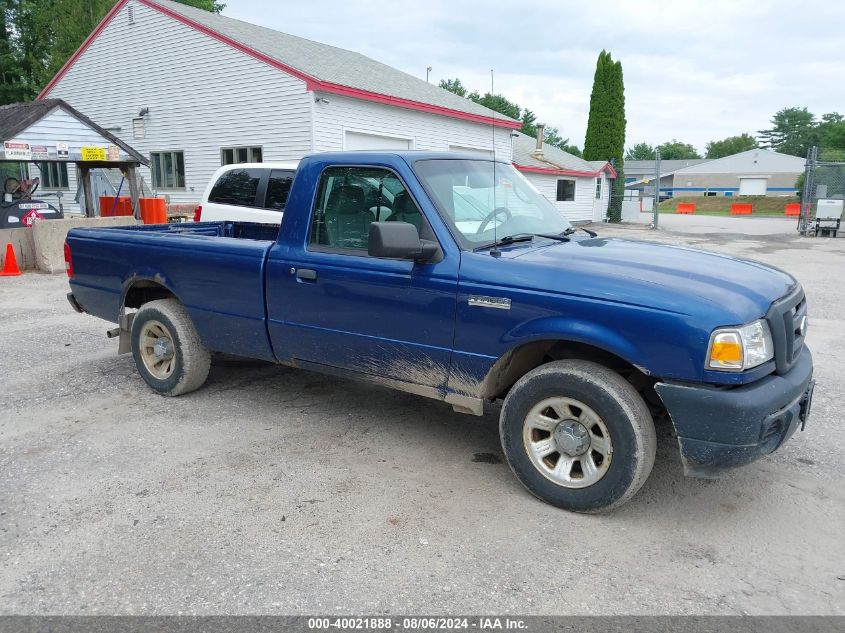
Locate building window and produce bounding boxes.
[38,162,69,189]
[595,178,602,199]
[151,151,185,189]
[556,179,576,202]
[704,191,717,197]
[221,146,263,165]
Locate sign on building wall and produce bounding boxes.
[3,142,31,160]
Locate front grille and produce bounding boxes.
[765,285,806,375]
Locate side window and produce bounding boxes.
[309,166,424,251]
[208,168,262,207]
[556,179,575,202]
[264,170,294,210]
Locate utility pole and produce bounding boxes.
[426,66,432,83]
[652,148,661,229]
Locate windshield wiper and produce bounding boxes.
[473,233,535,251]
[562,226,598,238]
[474,232,574,252]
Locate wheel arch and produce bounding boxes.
[480,338,654,401]
[122,276,180,311]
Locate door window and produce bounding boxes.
[208,168,262,207]
[309,166,423,251]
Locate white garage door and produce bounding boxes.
[344,131,412,151]
[739,177,768,196]
[449,144,494,158]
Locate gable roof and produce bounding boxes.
[39,0,521,130]
[512,132,615,178]
[0,99,148,164]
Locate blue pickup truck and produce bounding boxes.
[65,152,814,512]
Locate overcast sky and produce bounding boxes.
[222,1,845,153]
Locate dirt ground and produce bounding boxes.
[1,220,843,615]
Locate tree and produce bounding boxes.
[758,107,817,157]
[625,142,655,160]
[1,0,224,105]
[438,78,467,98]
[439,78,581,155]
[583,50,626,221]
[817,112,845,151]
[655,139,701,160]
[705,133,758,158]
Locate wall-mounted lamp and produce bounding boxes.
[138,107,150,117]
[314,97,330,104]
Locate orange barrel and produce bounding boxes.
[99,196,116,217]
[115,197,134,216]
[139,197,168,224]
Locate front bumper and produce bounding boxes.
[655,347,814,478]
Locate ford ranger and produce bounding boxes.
[64,152,815,512]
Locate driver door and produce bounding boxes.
[266,165,459,392]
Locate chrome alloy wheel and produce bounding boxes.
[138,319,176,380]
[522,397,613,488]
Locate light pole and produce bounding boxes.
[426,66,432,83]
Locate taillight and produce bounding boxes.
[193,205,202,222]
[64,241,73,278]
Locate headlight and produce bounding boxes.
[707,319,774,371]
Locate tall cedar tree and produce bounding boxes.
[1,0,224,104]
[583,51,626,221]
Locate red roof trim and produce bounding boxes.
[37,0,130,99]
[314,81,521,129]
[514,162,618,179]
[514,163,601,178]
[43,0,520,129]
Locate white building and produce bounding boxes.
[37,0,519,212]
[512,130,614,223]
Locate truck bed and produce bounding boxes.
[112,220,281,242]
[67,221,281,361]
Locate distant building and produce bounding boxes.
[512,129,614,223]
[627,150,804,198]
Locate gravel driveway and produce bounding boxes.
[1,225,843,615]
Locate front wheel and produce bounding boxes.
[130,299,211,396]
[500,360,656,513]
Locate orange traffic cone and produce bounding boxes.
[0,243,21,276]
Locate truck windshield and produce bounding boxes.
[413,159,573,250]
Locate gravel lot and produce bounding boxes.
[1,220,844,615]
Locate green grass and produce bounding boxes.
[658,195,799,217]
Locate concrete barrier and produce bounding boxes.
[0,227,36,271]
[731,203,753,215]
[676,203,696,214]
[31,216,139,273]
[785,203,800,216]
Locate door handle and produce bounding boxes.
[295,268,317,281]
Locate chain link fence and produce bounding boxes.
[799,146,845,236]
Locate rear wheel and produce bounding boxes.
[500,360,656,513]
[131,299,211,396]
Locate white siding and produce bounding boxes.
[44,0,312,210]
[523,172,596,223]
[312,93,513,158]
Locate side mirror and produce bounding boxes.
[368,221,439,262]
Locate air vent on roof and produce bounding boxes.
[127,5,135,24]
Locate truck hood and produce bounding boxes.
[490,237,796,323]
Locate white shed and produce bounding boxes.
[38,0,520,212]
[512,131,614,223]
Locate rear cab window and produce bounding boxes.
[264,170,295,211]
[208,168,263,207]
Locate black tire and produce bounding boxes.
[130,298,211,396]
[500,359,656,513]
